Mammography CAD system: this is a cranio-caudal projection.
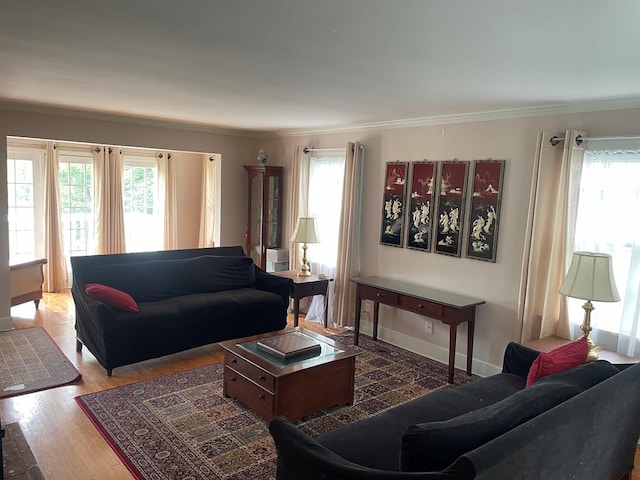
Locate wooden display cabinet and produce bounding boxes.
[244,165,283,270]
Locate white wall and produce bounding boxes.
[0,105,256,329]
[256,107,640,373]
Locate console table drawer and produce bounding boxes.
[399,296,443,319]
[224,367,275,419]
[295,280,328,297]
[224,352,275,392]
[359,285,399,306]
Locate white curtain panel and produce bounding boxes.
[289,146,311,271]
[43,142,68,291]
[157,152,177,250]
[517,130,585,342]
[93,147,126,254]
[333,142,363,327]
[198,154,216,247]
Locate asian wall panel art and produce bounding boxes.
[380,161,408,247]
[434,161,470,257]
[465,160,505,262]
[406,161,437,251]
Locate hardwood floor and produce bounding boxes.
[1,292,639,479]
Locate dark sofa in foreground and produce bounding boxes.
[270,342,640,479]
[71,246,291,375]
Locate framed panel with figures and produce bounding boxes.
[434,161,470,257]
[380,161,408,247]
[465,160,505,262]
[405,161,438,251]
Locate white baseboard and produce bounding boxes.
[0,316,14,331]
[359,319,501,378]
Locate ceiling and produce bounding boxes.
[2,1,640,133]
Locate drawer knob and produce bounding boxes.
[259,375,266,381]
[258,394,265,401]
[231,359,237,364]
[418,304,424,309]
[231,377,237,383]
[376,293,382,297]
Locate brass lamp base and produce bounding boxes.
[297,243,311,277]
[580,300,598,361]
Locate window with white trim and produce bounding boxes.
[58,150,94,271]
[6,146,44,264]
[122,154,162,252]
[570,147,640,355]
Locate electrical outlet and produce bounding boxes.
[424,320,434,334]
[362,301,370,314]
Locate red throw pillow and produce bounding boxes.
[85,283,139,313]
[526,336,589,387]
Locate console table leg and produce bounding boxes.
[467,314,475,376]
[373,302,380,341]
[354,288,362,346]
[448,323,457,384]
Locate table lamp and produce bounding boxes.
[291,217,318,277]
[558,251,620,360]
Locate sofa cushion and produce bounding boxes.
[534,359,619,389]
[85,255,255,302]
[317,372,525,472]
[400,359,620,473]
[526,336,588,387]
[85,283,139,312]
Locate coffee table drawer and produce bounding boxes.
[224,367,275,419]
[399,295,443,319]
[359,285,399,306]
[225,352,275,392]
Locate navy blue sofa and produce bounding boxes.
[270,343,640,479]
[71,246,291,375]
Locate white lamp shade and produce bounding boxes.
[559,251,620,302]
[290,217,319,244]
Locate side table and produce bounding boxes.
[272,270,334,327]
[523,336,639,364]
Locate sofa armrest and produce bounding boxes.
[501,342,541,378]
[254,266,292,306]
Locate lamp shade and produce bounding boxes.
[559,251,620,302]
[290,217,319,244]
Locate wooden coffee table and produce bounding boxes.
[219,328,359,422]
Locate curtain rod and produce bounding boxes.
[302,146,345,154]
[549,134,640,147]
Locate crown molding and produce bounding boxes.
[273,97,640,137]
[4,97,640,140]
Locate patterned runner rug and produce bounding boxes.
[1,422,44,479]
[0,327,81,399]
[76,335,476,480]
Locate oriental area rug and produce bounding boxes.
[0,327,81,399]
[76,335,477,480]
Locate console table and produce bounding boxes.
[352,276,485,383]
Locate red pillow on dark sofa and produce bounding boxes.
[526,336,588,387]
[85,283,139,313]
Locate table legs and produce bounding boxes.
[467,315,475,376]
[293,297,300,327]
[448,323,457,384]
[354,289,361,346]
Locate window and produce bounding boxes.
[304,150,346,324]
[58,151,94,271]
[122,154,162,252]
[570,147,640,354]
[6,146,44,264]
